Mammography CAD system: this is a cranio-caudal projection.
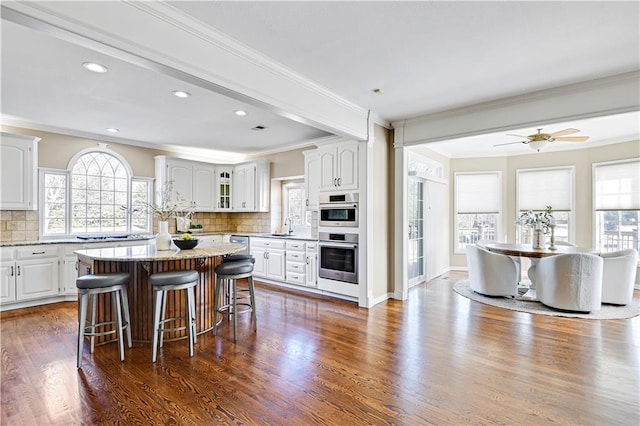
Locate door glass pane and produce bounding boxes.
[408,178,424,281]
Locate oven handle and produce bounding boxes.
[319,241,358,249]
[319,203,358,209]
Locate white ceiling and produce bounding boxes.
[1,1,639,158]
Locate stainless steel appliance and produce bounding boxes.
[318,232,358,284]
[319,192,358,228]
[229,235,250,255]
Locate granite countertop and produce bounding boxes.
[1,234,155,247]
[234,233,318,242]
[74,242,244,262]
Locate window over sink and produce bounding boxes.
[39,146,153,236]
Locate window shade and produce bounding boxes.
[456,173,500,214]
[595,159,640,210]
[518,168,572,211]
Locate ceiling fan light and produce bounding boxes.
[529,139,548,152]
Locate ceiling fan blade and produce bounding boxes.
[550,128,580,137]
[494,141,526,147]
[506,133,531,139]
[553,136,589,142]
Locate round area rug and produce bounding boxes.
[453,280,640,320]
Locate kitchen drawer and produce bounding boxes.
[285,241,305,251]
[306,242,317,252]
[251,238,286,250]
[286,273,305,285]
[286,261,305,273]
[287,251,305,262]
[16,246,59,260]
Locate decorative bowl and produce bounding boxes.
[173,238,198,250]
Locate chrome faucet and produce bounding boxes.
[284,216,294,234]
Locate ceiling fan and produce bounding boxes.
[494,128,590,152]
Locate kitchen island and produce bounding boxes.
[74,243,244,343]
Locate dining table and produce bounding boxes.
[74,242,244,344]
[484,242,599,300]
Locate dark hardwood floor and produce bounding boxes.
[1,271,639,425]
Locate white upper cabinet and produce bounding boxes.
[0,132,40,210]
[233,161,269,212]
[192,163,216,211]
[154,156,215,212]
[304,150,320,210]
[214,166,233,211]
[318,141,359,192]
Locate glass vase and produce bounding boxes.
[532,228,546,249]
[156,220,172,250]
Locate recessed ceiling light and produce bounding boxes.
[172,90,191,98]
[234,110,247,116]
[82,62,108,73]
[106,128,119,133]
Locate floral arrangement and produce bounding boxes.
[121,181,181,222]
[517,205,555,233]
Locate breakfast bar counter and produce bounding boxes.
[74,243,244,343]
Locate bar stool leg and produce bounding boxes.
[77,292,89,369]
[188,287,197,344]
[232,279,238,343]
[112,290,125,362]
[159,291,167,348]
[90,293,97,354]
[185,287,195,357]
[213,276,222,336]
[151,289,163,363]
[249,276,257,332]
[120,287,132,348]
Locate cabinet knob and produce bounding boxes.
[17,266,21,276]
[337,177,341,186]
[10,266,14,276]
[306,199,309,207]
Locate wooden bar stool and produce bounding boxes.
[76,272,132,369]
[149,270,199,363]
[213,261,256,342]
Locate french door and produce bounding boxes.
[408,177,425,286]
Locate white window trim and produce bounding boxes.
[516,165,575,243]
[38,167,70,239]
[592,157,640,250]
[454,171,503,254]
[282,182,310,233]
[39,148,152,237]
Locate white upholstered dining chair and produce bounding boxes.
[600,249,638,305]
[536,253,603,313]
[466,244,519,297]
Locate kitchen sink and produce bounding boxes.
[271,233,295,237]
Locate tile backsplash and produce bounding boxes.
[1,210,271,242]
[1,210,39,242]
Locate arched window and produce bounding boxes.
[39,147,152,236]
[71,151,129,233]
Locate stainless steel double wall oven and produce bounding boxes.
[318,192,359,286]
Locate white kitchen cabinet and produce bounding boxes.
[303,150,320,210]
[233,161,270,212]
[0,132,39,210]
[250,238,285,281]
[0,246,60,307]
[285,240,307,285]
[61,247,80,296]
[215,166,233,211]
[0,260,16,304]
[305,242,318,287]
[318,141,358,191]
[155,156,216,212]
